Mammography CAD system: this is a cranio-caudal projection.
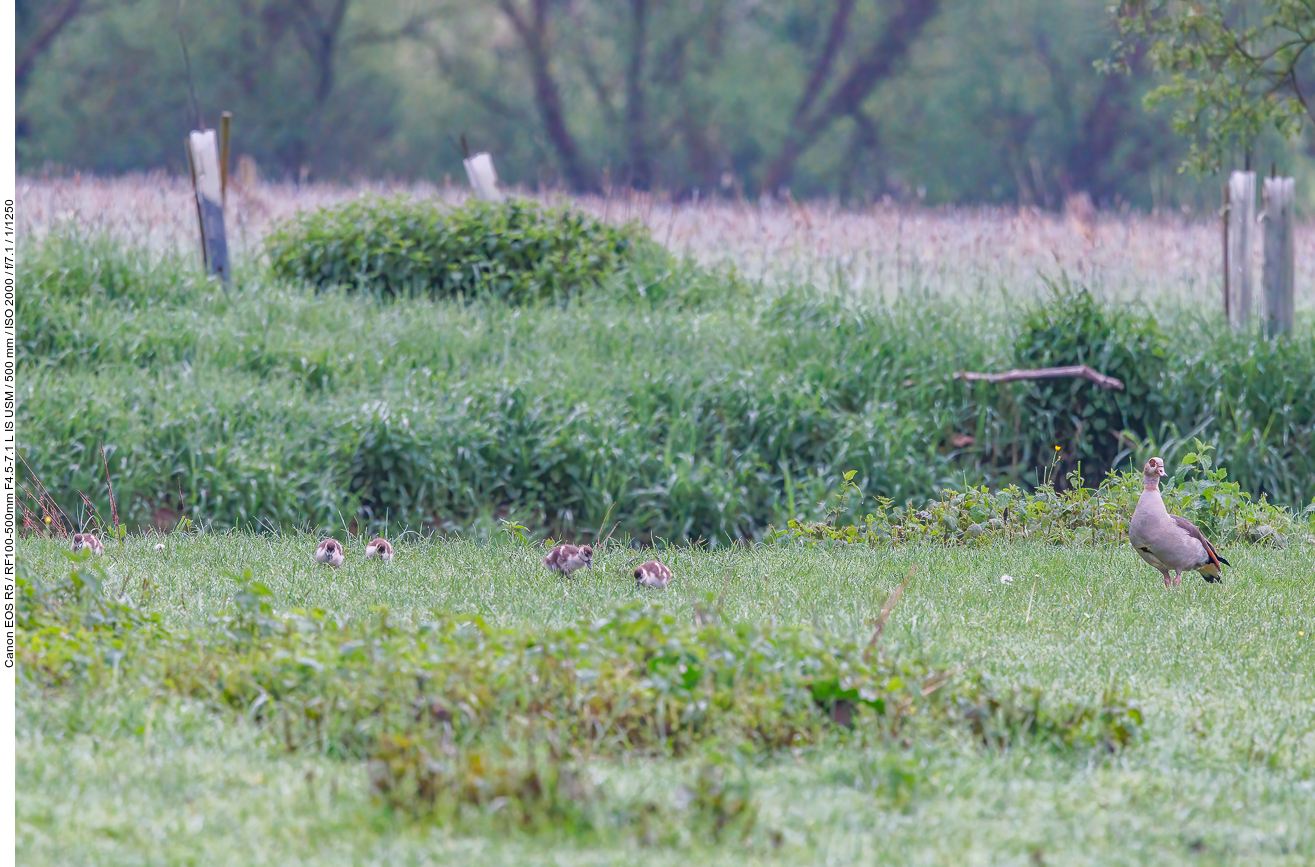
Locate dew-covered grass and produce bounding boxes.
[16,534,1315,865]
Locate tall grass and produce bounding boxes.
[17,228,1315,540]
[20,174,1315,309]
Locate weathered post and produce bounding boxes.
[185,128,230,283]
[463,152,501,201]
[1222,183,1230,322]
[1226,170,1256,330]
[1262,175,1295,337]
[219,110,232,207]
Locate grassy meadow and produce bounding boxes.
[16,180,1315,864]
[17,534,1315,864]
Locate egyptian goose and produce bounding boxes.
[364,538,394,562]
[543,543,592,575]
[70,533,104,556]
[1128,457,1229,587]
[634,560,672,589]
[314,538,345,568]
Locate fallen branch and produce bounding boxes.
[954,365,1124,390]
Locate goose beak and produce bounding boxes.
[1158,466,1167,477]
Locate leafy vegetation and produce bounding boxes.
[266,197,651,302]
[1108,0,1315,174]
[19,550,1142,840]
[17,231,1315,540]
[21,558,1141,758]
[782,446,1314,548]
[1013,281,1169,477]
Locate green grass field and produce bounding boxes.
[17,533,1315,865]
[17,197,1315,865]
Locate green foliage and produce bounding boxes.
[1107,1,1313,174]
[780,444,1311,548]
[16,232,1315,541]
[366,739,758,844]
[1013,280,1168,476]
[266,197,650,302]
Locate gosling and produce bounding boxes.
[71,532,104,557]
[364,537,394,563]
[634,560,672,589]
[543,543,593,576]
[314,538,345,568]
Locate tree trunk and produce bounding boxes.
[16,0,88,92]
[763,0,939,193]
[500,0,595,192]
[625,0,652,189]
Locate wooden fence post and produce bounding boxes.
[1226,170,1256,330]
[463,152,501,201]
[1222,183,1230,322]
[1262,175,1296,337]
[219,111,232,207]
[185,128,230,283]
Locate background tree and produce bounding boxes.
[16,0,121,141]
[16,0,1239,207]
[760,0,940,192]
[1109,0,1315,173]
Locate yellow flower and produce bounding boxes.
[1054,445,1061,451]
[43,515,52,524]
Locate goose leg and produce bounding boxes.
[1173,571,1183,587]
[1162,571,1172,588]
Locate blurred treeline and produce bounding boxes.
[15,0,1301,207]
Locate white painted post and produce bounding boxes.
[1227,171,1256,330]
[1262,176,1296,337]
[463,152,501,201]
[185,128,230,283]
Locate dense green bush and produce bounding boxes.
[266,197,650,302]
[1012,281,1168,479]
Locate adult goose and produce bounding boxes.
[1128,457,1228,587]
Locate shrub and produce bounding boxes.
[265,197,650,302]
[778,444,1313,548]
[1012,281,1168,478]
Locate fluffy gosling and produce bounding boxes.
[71,532,104,557]
[634,560,672,589]
[543,543,593,576]
[364,537,394,563]
[314,538,345,568]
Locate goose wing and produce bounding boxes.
[1172,516,1230,568]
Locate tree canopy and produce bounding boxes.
[17,0,1292,206]
[1109,0,1315,174]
